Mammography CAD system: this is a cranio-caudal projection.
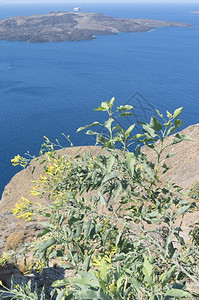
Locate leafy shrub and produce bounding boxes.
[2,98,199,299]
[189,180,199,200]
[190,225,199,248]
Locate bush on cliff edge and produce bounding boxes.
[1,98,199,299]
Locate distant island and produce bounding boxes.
[0,12,192,43]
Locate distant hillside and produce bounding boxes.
[0,12,192,43]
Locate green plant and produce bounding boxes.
[0,279,66,300]
[0,253,14,267]
[189,181,199,200]
[7,98,199,299]
[190,225,199,248]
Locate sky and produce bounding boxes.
[2,0,199,3]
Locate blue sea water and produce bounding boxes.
[0,3,199,196]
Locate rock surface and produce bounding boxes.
[142,123,199,191]
[0,12,192,43]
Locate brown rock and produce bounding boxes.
[143,123,199,190]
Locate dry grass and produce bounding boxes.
[5,231,25,251]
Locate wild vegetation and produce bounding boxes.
[0,98,199,299]
[189,181,199,200]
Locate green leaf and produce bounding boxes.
[109,97,115,108]
[131,133,145,140]
[39,221,51,227]
[167,119,183,135]
[102,171,119,183]
[119,112,133,117]
[117,105,133,111]
[84,219,92,238]
[146,210,159,219]
[179,199,189,205]
[77,122,101,133]
[102,229,111,244]
[94,101,109,111]
[165,289,192,297]
[97,290,113,300]
[142,124,157,138]
[115,230,123,247]
[124,286,133,297]
[125,124,135,138]
[36,237,56,252]
[37,228,51,238]
[179,134,193,141]
[174,232,185,246]
[83,256,91,271]
[128,278,141,292]
[113,182,122,200]
[74,288,112,300]
[143,255,153,278]
[31,166,36,174]
[86,130,99,135]
[99,259,109,283]
[113,253,126,262]
[76,223,83,238]
[160,265,176,286]
[52,278,70,287]
[71,271,100,288]
[107,155,115,173]
[95,224,103,233]
[104,118,114,132]
[55,289,67,300]
[166,153,176,158]
[178,205,190,215]
[142,162,155,180]
[174,118,183,127]
[173,107,183,119]
[96,134,108,145]
[173,133,193,144]
[125,152,136,177]
[73,253,79,264]
[97,289,113,300]
[98,190,107,206]
[149,116,162,131]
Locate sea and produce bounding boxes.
[0,2,199,197]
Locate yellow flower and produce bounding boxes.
[30,188,41,196]
[65,286,69,296]
[12,197,33,221]
[11,155,29,167]
[136,164,143,171]
[92,255,102,267]
[11,154,22,166]
[40,174,47,180]
[43,135,50,143]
